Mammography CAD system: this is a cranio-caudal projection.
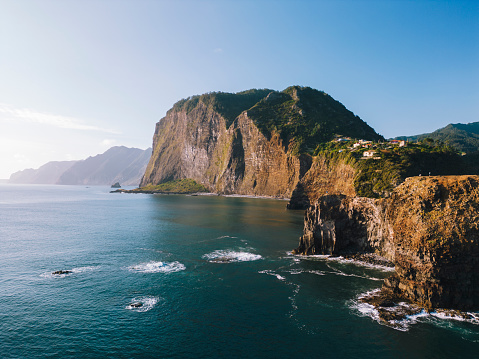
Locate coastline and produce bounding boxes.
[111,188,291,201]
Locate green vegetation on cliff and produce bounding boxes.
[247,86,383,154]
[132,179,207,194]
[171,89,272,127]
[170,86,383,155]
[315,139,468,198]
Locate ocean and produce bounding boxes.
[0,184,477,358]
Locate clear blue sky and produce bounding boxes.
[1,0,478,178]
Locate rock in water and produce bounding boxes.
[111,182,121,188]
[52,270,72,275]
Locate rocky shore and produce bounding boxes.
[293,175,479,315]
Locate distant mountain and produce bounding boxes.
[9,160,77,184]
[9,146,151,186]
[395,122,479,153]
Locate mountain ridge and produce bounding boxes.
[395,121,479,153]
[9,146,151,186]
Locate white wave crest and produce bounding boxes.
[216,235,238,239]
[203,250,262,263]
[431,310,479,324]
[128,261,186,273]
[71,266,100,273]
[351,290,479,332]
[125,296,161,312]
[259,270,286,281]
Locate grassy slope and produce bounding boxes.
[315,140,470,198]
[133,179,207,193]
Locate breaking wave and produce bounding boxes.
[128,261,186,273]
[350,289,479,333]
[258,270,286,281]
[203,250,262,263]
[125,296,162,312]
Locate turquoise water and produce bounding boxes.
[0,184,478,358]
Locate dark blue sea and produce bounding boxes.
[1,184,478,358]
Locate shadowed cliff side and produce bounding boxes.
[293,175,479,311]
[287,154,357,209]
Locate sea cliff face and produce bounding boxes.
[292,195,394,259]
[294,175,479,311]
[385,175,479,310]
[140,105,308,198]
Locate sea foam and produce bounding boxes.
[294,254,395,272]
[128,261,186,273]
[351,289,479,332]
[125,296,161,312]
[258,270,286,281]
[203,250,262,263]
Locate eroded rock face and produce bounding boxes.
[294,175,479,311]
[141,103,229,188]
[140,105,310,198]
[287,156,356,209]
[292,195,394,260]
[385,175,479,310]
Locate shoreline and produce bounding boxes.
[111,188,291,201]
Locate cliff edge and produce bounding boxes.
[293,175,479,311]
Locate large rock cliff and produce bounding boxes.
[294,176,479,311]
[292,195,394,259]
[140,87,382,198]
[385,175,479,310]
[140,102,308,197]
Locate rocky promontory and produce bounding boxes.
[293,175,479,311]
[138,86,479,313]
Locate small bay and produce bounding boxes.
[0,184,477,358]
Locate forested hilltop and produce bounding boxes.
[168,86,383,155]
[395,122,479,153]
